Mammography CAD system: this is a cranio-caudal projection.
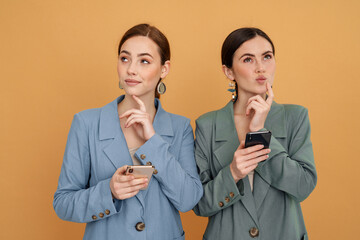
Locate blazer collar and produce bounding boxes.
[99,95,173,140]
[215,100,286,142]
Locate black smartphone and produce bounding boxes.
[245,130,272,148]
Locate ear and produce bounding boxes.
[160,60,171,79]
[222,65,235,81]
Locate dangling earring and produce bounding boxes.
[227,81,237,102]
[157,81,166,95]
[118,81,123,89]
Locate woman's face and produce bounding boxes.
[224,36,275,96]
[117,36,169,98]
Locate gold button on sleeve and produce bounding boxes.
[105,209,110,215]
[99,212,104,218]
[225,197,230,203]
[92,215,97,220]
[218,201,224,207]
[140,154,146,160]
[229,192,234,198]
[146,161,152,166]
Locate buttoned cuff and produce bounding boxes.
[134,133,165,167]
[88,178,121,222]
[215,165,244,209]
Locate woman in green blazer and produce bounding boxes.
[193,28,317,240]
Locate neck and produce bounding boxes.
[233,90,266,115]
[118,93,156,117]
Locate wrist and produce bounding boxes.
[249,125,264,132]
[145,130,155,141]
[229,164,240,183]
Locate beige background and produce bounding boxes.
[1,0,359,239]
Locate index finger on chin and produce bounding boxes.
[132,95,146,112]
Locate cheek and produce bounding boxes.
[143,66,162,83]
[268,62,276,79]
[117,63,124,76]
[234,65,252,81]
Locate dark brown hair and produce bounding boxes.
[221,28,275,101]
[221,27,275,68]
[118,24,170,99]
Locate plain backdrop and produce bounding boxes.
[1,0,359,239]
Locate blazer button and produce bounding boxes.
[140,154,146,160]
[218,201,224,207]
[146,161,152,166]
[105,209,110,215]
[153,169,158,174]
[225,197,230,203]
[92,215,97,220]
[99,212,104,218]
[249,227,259,238]
[135,222,145,231]
[229,192,234,198]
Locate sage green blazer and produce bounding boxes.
[193,101,317,240]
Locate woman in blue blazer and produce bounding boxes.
[193,28,317,239]
[53,23,203,240]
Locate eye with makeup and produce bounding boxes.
[119,55,129,63]
[243,57,253,63]
[140,58,150,64]
[263,54,273,60]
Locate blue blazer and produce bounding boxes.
[53,96,203,240]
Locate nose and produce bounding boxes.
[127,61,137,76]
[255,60,265,73]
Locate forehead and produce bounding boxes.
[234,36,273,56]
[120,36,160,56]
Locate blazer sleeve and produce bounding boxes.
[193,119,244,217]
[256,107,317,202]
[53,114,119,223]
[135,119,203,212]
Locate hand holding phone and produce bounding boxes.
[109,165,149,200]
[230,140,271,183]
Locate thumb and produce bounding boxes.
[117,165,128,175]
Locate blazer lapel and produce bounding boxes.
[242,176,260,226]
[100,96,133,169]
[213,101,260,225]
[152,99,174,137]
[99,96,145,208]
[253,102,287,210]
[213,101,239,168]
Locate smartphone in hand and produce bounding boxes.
[125,165,155,190]
[245,130,272,149]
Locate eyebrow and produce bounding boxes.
[239,51,274,59]
[119,50,153,58]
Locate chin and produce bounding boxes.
[251,87,267,96]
